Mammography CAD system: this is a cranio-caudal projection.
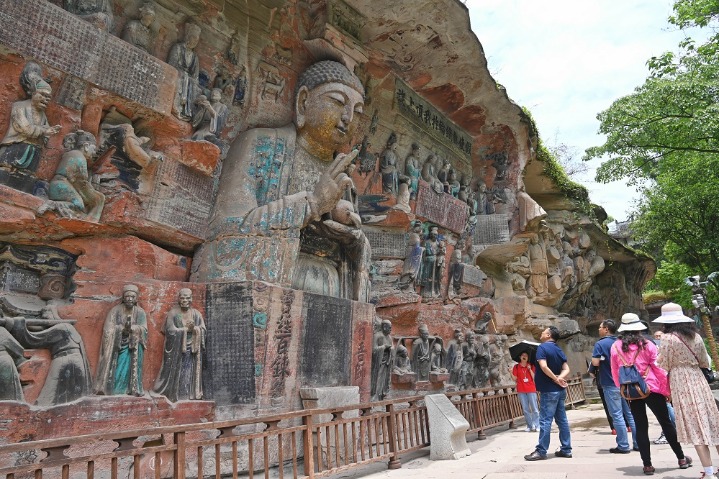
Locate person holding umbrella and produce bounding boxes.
[510,350,539,432]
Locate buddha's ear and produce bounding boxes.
[295,86,309,130]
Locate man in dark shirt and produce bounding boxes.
[524,326,572,461]
[592,319,638,453]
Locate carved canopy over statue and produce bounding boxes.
[192,60,370,302]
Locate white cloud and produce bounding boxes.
[466,0,693,221]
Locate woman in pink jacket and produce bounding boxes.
[611,313,692,475]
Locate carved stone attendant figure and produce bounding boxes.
[371,319,394,401]
[430,342,447,373]
[459,331,478,389]
[419,227,445,298]
[421,154,444,194]
[168,23,202,121]
[448,249,464,296]
[191,89,228,147]
[46,131,105,222]
[405,143,421,199]
[0,324,27,402]
[121,2,156,52]
[63,0,114,31]
[2,316,91,406]
[476,181,495,215]
[0,80,60,172]
[445,329,463,386]
[153,289,206,402]
[398,220,424,290]
[380,133,399,195]
[95,284,147,396]
[528,234,549,296]
[411,325,432,381]
[475,335,491,387]
[448,169,460,198]
[437,159,451,192]
[191,60,370,302]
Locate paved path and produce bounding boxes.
[346,403,706,479]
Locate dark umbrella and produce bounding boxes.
[509,340,540,364]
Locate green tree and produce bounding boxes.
[585,0,719,280]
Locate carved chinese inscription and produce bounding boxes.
[415,182,469,234]
[362,228,406,259]
[472,214,511,245]
[270,289,294,398]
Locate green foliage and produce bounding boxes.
[585,0,719,295]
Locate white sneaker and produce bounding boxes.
[654,432,668,444]
[524,426,531,432]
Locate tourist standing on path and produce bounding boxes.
[655,302,719,479]
[611,313,691,476]
[524,326,572,461]
[592,319,639,453]
[511,352,539,432]
[652,330,675,445]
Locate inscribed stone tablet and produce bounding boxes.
[415,182,468,233]
[0,0,176,114]
[362,228,406,259]
[300,293,352,387]
[56,76,87,111]
[204,283,256,405]
[145,160,213,238]
[473,214,510,245]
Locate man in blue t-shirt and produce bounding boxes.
[592,319,638,453]
[524,326,572,461]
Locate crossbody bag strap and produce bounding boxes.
[673,333,701,365]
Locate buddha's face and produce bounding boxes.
[296,82,364,160]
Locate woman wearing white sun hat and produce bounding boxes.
[655,302,719,479]
[611,312,691,475]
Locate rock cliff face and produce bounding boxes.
[0,0,652,442]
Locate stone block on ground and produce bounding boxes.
[425,393,471,460]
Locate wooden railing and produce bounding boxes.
[0,376,584,479]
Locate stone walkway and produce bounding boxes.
[344,403,707,479]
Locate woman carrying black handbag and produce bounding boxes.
[656,302,719,478]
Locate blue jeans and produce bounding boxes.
[535,389,571,456]
[518,392,539,429]
[603,385,638,450]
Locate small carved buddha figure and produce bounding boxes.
[153,288,206,402]
[121,2,156,53]
[0,80,60,172]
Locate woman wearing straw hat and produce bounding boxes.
[655,302,719,478]
[611,312,692,475]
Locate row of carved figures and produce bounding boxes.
[370,316,510,401]
[362,133,504,217]
[0,286,205,406]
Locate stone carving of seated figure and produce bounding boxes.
[44,130,106,222]
[121,2,156,53]
[191,89,228,149]
[63,0,114,32]
[430,342,447,373]
[393,344,412,375]
[1,314,91,406]
[191,60,370,302]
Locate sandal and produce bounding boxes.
[643,465,655,475]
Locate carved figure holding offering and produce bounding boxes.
[421,154,444,194]
[459,331,478,389]
[411,325,432,381]
[153,288,206,402]
[419,226,445,298]
[405,142,421,199]
[448,249,464,296]
[192,60,369,302]
[475,181,495,215]
[168,23,201,121]
[121,2,156,53]
[371,319,394,401]
[191,89,228,148]
[0,79,60,172]
[528,233,549,297]
[1,316,91,406]
[448,169,460,198]
[95,284,147,396]
[46,130,105,222]
[63,0,114,31]
[380,133,399,195]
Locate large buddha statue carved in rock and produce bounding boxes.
[192,60,370,302]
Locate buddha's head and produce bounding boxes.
[295,60,364,161]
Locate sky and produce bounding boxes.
[466,0,694,222]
